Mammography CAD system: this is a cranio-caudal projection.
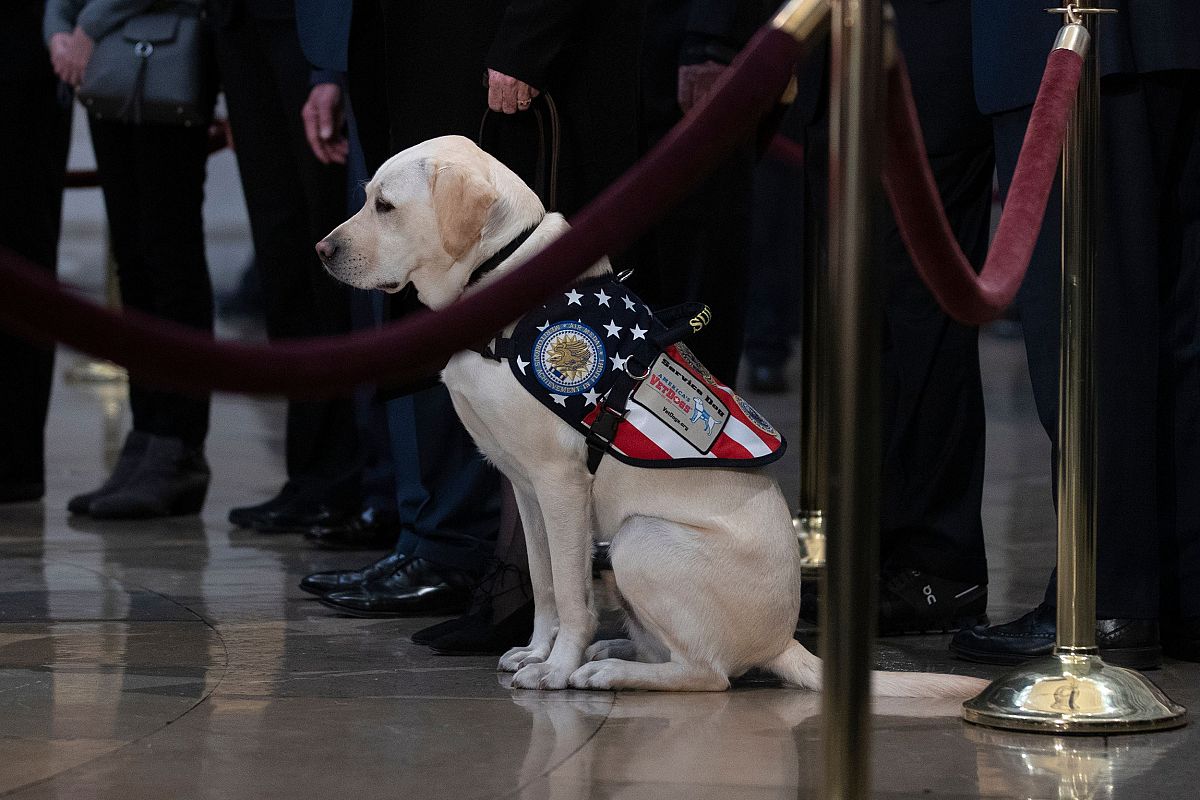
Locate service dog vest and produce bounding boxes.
[475,275,786,472]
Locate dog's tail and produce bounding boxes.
[763,640,988,698]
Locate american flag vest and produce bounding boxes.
[476,275,786,472]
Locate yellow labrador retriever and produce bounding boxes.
[317,135,987,696]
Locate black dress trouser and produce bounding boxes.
[801,0,994,586]
[0,8,71,487]
[213,13,362,501]
[89,118,214,447]
[804,135,993,587]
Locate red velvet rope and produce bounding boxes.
[883,48,1083,325]
[0,27,804,398]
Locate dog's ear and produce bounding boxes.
[430,161,497,261]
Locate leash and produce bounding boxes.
[477,93,561,213]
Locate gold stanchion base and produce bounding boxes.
[963,653,1186,735]
[793,510,826,578]
[65,359,127,383]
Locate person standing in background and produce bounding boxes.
[207,0,366,535]
[741,104,805,394]
[43,0,217,519]
[0,0,72,505]
[797,0,994,634]
[953,0,1200,668]
[635,0,774,389]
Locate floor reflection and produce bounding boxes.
[507,688,817,800]
[1,329,1197,798]
[965,724,1179,800]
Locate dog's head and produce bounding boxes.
[316,135,544,309]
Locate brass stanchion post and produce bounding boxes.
[822,0,885,796]
[962,4,1185,734]
[774,0,833,581]
[795,205,827,576]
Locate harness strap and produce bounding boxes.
[583,335,661,473]
[585,403,626,473]
[471,336,516,362]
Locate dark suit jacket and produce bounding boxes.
[795,0,985,156]
[381,0,642,217]
[973,0,1200,115]
[294,0,350,73]
[485,0,586,93]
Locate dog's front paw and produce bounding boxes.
[511,661,576,690]
[498,643,550,672]
[568,659,626,690]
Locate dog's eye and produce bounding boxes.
[374,197,395,213]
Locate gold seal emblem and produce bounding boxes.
[533,321,607,395]
[545,334,593,380]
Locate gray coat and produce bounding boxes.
[44,0,189,43]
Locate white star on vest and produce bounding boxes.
[515,355,529,375]
[603,320,622,339]
[630,324,647,341]
[594,288,611,307]
[536,320,550,332]
[565,289,583,306]
[621,295,637,311]
[610,353,629,372]
[550,393,569,406]
[583,389,602,406]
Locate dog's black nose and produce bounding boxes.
[315,238,339,261]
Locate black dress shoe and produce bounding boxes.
[427,599,536,655]
[413,557,534,652]
[304,505,400,550]
[299,550,408,596]
[950,603,1162,670]
[748,364,787,394]
[233,493,359,534]
[1162,615,1200,662]
[228,486,299,529]
[319,557,472,617]
[800,568,987,635]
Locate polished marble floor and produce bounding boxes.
[2,327,1198,800]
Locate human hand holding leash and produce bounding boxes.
[302,82,348,165]
[487,69,539,114]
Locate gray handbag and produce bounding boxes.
[77,1,211,126]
